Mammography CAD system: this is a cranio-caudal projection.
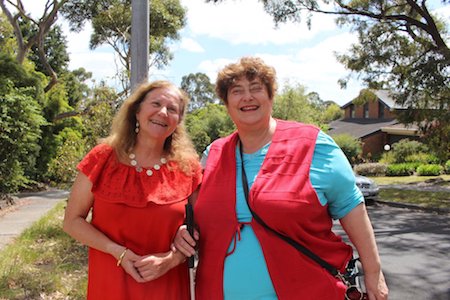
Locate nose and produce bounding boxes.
[159,106,168,116]
[242,89,253,101]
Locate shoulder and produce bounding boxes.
[274,119,320,139]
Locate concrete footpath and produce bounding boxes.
[0,189,69,251]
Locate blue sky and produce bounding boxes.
[21,0,450,105]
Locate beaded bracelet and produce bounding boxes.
[117,248,128,267]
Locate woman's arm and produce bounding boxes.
[63,172,143,282]
[340,204,389,300]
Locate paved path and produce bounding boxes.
[0,189,69,251]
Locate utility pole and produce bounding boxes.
[130,0,149,91]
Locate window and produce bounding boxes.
[363,103,369,118]
[350,105,355,118]
[379,102,385,119]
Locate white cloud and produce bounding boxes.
[182,0,337,46]
[179,38,205,52]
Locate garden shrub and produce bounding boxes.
[445,160,450,174]
[416,164,443,176]
[390,139,428,163]
[354,163,387,176]
[385,163,419,176]
[405,153,439,164]
[331,134,363,164]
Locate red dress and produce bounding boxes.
[77,144,202,300]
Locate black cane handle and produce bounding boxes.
[185,203,195,268]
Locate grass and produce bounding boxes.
[0,201,87,300]
[369,174,450,185]
[369,175,450,210]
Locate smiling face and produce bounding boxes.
[135,87,181,143]
[226,77,273,129]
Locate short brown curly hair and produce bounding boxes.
[215,56,277,104]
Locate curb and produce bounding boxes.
[373,199,450,214]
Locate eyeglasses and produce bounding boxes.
[345,286,368,300]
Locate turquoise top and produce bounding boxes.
[202,130,363,300]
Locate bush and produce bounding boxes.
[354,163,387,176]
[405,153,439,164]
[416,164,443,176]
[385,163,419,176]
[445,160,450,174]
[331,134,363,164]
[390,139,428,163]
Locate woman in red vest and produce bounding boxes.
[175,57,388,300]
[63,81,202,299]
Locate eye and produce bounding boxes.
[230,87,244,95]
[151,101,161,107]
[168,106,178,113]
[250,85,263,93]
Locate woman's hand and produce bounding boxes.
[116,248,146,283]
[172,224,198,257]
[364,270,388,300]
[133,250,185,282]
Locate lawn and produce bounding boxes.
[0,201,87,300]
[370,175,450,210]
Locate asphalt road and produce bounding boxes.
[336,203,450,300]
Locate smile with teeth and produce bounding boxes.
[150,119,167,127]
[241,105,258,111]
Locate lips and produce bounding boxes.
[150,119,167,127]
[240,105,258,111]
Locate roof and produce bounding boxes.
[327,118,398,138]
[341,90,407,109]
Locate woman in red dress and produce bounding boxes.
[63,80,202,300]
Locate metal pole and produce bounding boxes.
[130,0,149,91]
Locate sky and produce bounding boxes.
[15,0,450,106]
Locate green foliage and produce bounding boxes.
[29,25,70,76]
[331,133,362,164]
[47,129,86,183]
[186,104,235,154]
[405,153,439,165]
[82,88,117,150]
[181,72,216,112]
[386,163,419,176]
[273,83,317,124]
[353,162,387,176]
[0,84,47,194]
[390,139,428,163]
[445,160,450,174]
[351,89,377,106]
[320,103,343,123]
[416,164,443,176]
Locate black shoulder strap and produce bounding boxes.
[239,140,340,277]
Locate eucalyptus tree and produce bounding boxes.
[60,0,187,93]
[0,0,69,91]
[181,72,217,112]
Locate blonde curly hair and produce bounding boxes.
[103,80,199,175]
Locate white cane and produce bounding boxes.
[185,203,196,300]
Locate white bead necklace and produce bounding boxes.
[128,153,167,176]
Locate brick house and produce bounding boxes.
[328,90,420,158]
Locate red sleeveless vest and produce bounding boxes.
[195,120,352,300]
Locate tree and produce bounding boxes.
[180,72,216,112]
[207,0,449,161]
[0,0,69,91]
[185,103,235,154]
[272,82,321,126]
[61,0,187,93]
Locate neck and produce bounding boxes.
[238,117,276,153]
[132,137,165,164]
